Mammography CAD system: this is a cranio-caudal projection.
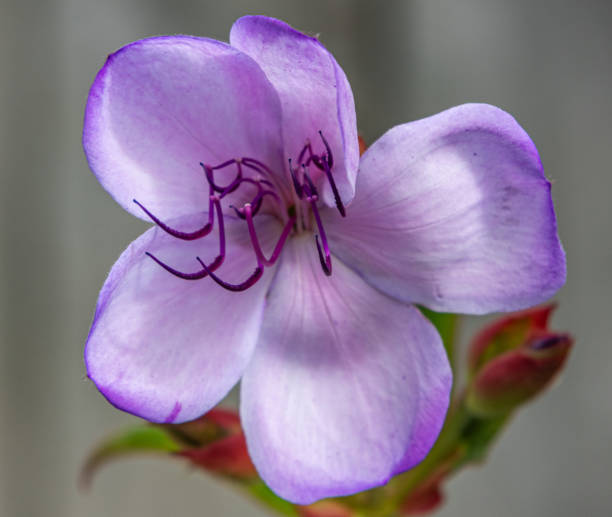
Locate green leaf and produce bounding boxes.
[80,425,180,488]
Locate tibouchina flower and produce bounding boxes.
[83,16,565,503]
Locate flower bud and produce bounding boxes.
[468,304,556,377]
[170,407,257,478]
[177,433,257,478]
[467,332,572,416]
[298,501,355,517]
[163,407,242,445]
[400,481,443,516]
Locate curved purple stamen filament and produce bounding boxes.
[242,158,275,178]
[145,252,223,280]
[320,159,346,217]
[315,235,332,276]
[258,179,275,188]
[244,204,296,267]
[196,257,263,292]
[220,177,262,200]
[295,132,345,217]
[133,197,214,241]
[306,191,333,276]
[251,189,282,216]
[303,169,318,198]
[288,159,303,199]
[318,130,334,169]
[145,196,226,280]
[297,141,313,166]
[145,252,209,280]
[201,161,242,194]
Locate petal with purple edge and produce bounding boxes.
[85,214,280,423]
[230,16,359,207]
[83,35,284,222]
[240,236,451,504]
[324,104,566,315]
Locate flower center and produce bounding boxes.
[134,131,345,291]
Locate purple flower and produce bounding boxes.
[83,16,565,504]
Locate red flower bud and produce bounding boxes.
[467,332,572,416]
[298,500,355,517]
[400,484,443,516]
[468,304,556,377]
[177,433,257,478]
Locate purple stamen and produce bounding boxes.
[306,191,333,275]
[142,137,346,288]
[251,189,282,217]
[145,252,211,280]
[320,159,346,217]
[229,204,246,219]
[244,204,296,267]
[288,159,304,199]
[144,196,226,279]
[220,177,262,200]
[258,178,275,189]
[242,157,276,179]
[315,235,332,276]
[196,256,263,292]
[318,130,334,169]
[224,178,280,218]
[201,161,242,194]
[210,158,238,170]
[302,170,318,198]
[133,196,214,240]
[297,141,313,166]
[293,132,345,217]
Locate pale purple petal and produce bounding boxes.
[85,214,280,423]
[240,236,451,504]
[83,35,284,221]
[324,104,566,314]
[230,16,359,207]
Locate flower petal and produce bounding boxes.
[240,236,451,504]
[324,104,566,314]
[85,214,280,423]
[230,16,359,206]
[83,35,284,221]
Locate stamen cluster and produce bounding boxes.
[134,132,345,291]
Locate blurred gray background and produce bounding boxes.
[1,0,610,516]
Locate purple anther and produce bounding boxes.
[318,130,334,169]
[229,205,246,219]
[133,198,214,240]
[297,141,313,166]
[201,160,242,194]
[145,252,211,280]
[315,235,332,276]
[320,159,346,217]
[308,192,333,276]
[310,154,323,169]
[197,257,264,292]
[302,170,318,198]
[244,204,295,267]
[288,159,304,199]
